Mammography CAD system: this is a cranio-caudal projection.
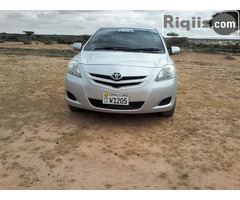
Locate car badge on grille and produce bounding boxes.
[112,72,122,80]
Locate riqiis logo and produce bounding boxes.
[162,11,239,38]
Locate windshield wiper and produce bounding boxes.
[92,47,134,51]
[133,48,162,52]
[92,47,162,53]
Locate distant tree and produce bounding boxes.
[0,32,8,37]
[164,32,189,48]
[166,32,179,36]
[0,32,8,43]
[23,31,34,37]
[22,31,34,44]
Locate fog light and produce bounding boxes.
[67,91,77,101]
[159,97,171,106]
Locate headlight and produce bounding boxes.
[155,64,175,81]
[67,60,81,77]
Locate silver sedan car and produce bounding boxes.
[65,27,180,116]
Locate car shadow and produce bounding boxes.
[68,108,170,128]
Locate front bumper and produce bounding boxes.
[65,73,177,114]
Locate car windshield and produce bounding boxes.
[84,28,165,54]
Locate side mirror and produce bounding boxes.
[169,46,180,55]
[72,43,82,51]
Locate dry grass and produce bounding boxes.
[0,45,240,189]
[0,42,71,49]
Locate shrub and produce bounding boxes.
[43,40,53,45]
[164,37,189,48]
[225,54,235,60]
[22,39,32,45]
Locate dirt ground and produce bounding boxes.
[0,45,240,189]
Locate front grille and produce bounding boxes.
[88,98,144,110]
[89,73,146,81]
[93,80,141,88]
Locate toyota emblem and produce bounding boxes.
[111,72,122,80]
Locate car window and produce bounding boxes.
[84,28,165,54]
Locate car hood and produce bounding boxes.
[74,51,170,68]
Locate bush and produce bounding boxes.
[164,37,189,48]
[22,39,32,45]
[225,54,235,60]
[56,37,73,44]
[0,36,5,43]
[43,40,53,45]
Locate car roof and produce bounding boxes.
[99,27,158,33]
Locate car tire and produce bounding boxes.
[68,105,80,112]
[161,100,176,117]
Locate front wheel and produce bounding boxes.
[161,101,176,117]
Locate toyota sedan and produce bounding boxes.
[65,27,180,116]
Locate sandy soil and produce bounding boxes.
[0,48,240,189]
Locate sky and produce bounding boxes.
[0,10,239,39]
[0,10,160,35]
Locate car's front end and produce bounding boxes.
[65,27,179,116]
